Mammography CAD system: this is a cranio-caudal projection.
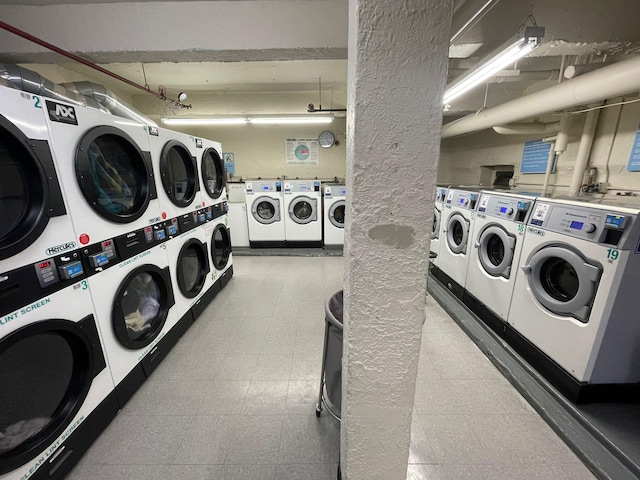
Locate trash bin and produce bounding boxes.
[315,290,343,421]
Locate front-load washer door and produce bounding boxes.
[0,115,66,260]
[177,239,210,298]
[160,140,198,207]
[0,316,105,474]
[76,125,157,224]
[112,264,175,349]
[476,224,515,278]
[432,207,441,240]
[445,212,470,255]
[201,147,226,200]
[329,200,346,229]
[211,224,232,271]
[522,245,602,322]
[252,197,280,224]
[289,196,317,224]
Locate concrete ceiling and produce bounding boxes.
[0,0,639,121]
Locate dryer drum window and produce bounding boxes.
[201,148,226,199]
[330,202,346,229]
[486,235,505,266]
[293,201,312,220]
[211,225,231,271]
[160,141,197,207]
[257,202,275,220]
[0,117,65,260]
[290,197,316,225]
[539,258,579,302]
[112,266,172,349]
[76,126,153,224]
[451,221,465,245]
[177,240,209,298]
[0,320,95,474]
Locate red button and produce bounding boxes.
[79,234,90,245]
[162,212,167,219]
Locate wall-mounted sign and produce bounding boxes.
[286,138,319,166]
[627,123,640,171]
[521,140,555,174]
[223,152,235,174]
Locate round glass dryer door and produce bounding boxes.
[289,196,317,225]
[445,212,470,254]
[177,239,209,298]
[476,225,515,278]
[0,116,65,260]
[76,126,154,223]
[0,320,98,474]
[211,224,232,270]
[432,207,441,239]
[112,265,173,349]
[329,200,346,229]
[160,140,198,207]
[201,148,226,200]
[523,246,602,322]
[252,197,280,225]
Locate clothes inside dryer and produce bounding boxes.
[121,272,162,338]
[253,197,279,223]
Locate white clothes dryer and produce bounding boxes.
[245,180,285,247]
[0,85,79,274]
[433,188,480,299]
[323,184,346,248]
[0,250,117,479]
[43,96,161,249]
[148,127,200,220]
[283,180,322,246]
[206,204,234,288]
[463,191,536,334]
[429,186,448,270]
[506,196,640,402]
[195,137,226,208]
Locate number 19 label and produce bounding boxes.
[607,249,619,261]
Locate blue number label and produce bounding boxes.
[33,95,41,109]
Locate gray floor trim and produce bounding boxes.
[233,247,343,257]
[427,276,640,480]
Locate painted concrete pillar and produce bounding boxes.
[342,1,452,479]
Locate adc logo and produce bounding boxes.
[46,100,78,125]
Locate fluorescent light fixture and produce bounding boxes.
[249,116,333,125]
[161,117,248,125]
[161,116,333,126]
[444,26,544,104]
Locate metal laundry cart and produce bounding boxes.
[316,290,343,421]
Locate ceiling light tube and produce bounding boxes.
[249,116,333,124]
[161,117,248,125]
[444,27,544,104]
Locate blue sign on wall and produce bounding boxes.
[223,152,235,175]
[521,140,554,174]
[627,123,640,171]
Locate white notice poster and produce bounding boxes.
[286,138,319,166]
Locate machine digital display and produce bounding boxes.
[500,207,508,213]
[341,189,346,195]
[263,186,270,191]
[459,198,466,204]
[606,214,625,228]
[64,262,84,277]
[38,261,52,269]
[301,185,308,191]
[570,221,584,230]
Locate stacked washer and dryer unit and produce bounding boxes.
[0,85,118,480]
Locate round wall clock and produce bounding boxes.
[318,130,335,148]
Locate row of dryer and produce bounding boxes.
[431,186,640,403]
[0,84,233,479]
[245,180,346,248]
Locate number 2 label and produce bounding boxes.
[32,95,41,109]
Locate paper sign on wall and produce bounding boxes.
[286,138,319,166]
[521,140,554,174]
[223,153,235,174]
[627,123,640,171]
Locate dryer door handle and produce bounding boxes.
[521,264,532,274]
[474,241,480,248]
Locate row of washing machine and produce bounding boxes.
[0,84,233,479]
[431,186,640,403]
[245,180,346,248]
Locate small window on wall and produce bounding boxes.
[479,165,514,188]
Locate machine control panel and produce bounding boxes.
[34,259,60,288]
[477,195,531,223]
[529,202,633,247]
[58,261,84,280]
[284,181,321,194]
[325,185,346,198]
[166,218,179,237]
[88,251,110,268]
[446,190,478,211]
[246,181,282,194]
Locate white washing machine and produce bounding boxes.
[43,95,161,249]
[85,241,179,406]
[245,180,285,247]
[463,191,536,334]
[323,184,346,248]
[433,187,480,299]
[506,196,640,402]
[429,186,448,270]
[0,250,118,479]
[283,180,322,246]
[194,137,226,208]
[148,127,200,220]
[0,85,79,274]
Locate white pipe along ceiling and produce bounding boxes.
[568,108,601,196]
[441,55,640,138]
[492,121,560,135]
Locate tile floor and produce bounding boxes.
[68,256,595,480]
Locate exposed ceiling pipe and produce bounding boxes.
[568,108,601,196]
[564,62,613,79]
[542,114,571,196]
[493,121,560,135]
[442,56,640,138]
